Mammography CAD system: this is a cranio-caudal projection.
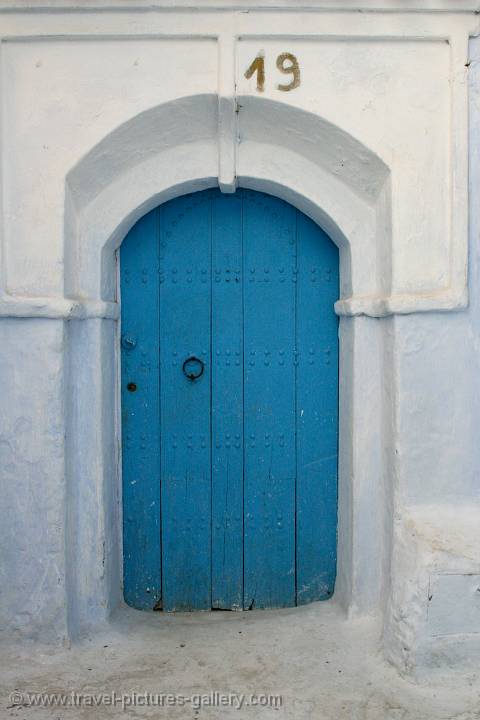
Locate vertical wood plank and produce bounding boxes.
[243,190,297,609]
[159,192,212,611]
[121,209,161,610]
[211,191,244,608]
[296,211,339,603]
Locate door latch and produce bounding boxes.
[182,356,205,381]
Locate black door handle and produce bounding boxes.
[182,356,205,381]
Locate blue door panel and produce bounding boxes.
[211,192,244,609]
[243,192,297,609]
[121,188,339,611]
[121,210,161,609]
[295,212,339,604]
[159,193,212,611]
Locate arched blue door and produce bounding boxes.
[121,188,339,611]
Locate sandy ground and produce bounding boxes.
[1,602,479,720]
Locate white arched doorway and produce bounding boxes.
[63,94,393,638]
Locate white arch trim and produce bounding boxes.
[0,94,464,318]
[61,94,395,638]
[66,94,388,317]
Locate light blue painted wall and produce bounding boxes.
[394,37,480,505]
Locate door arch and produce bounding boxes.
[121,188,339,611]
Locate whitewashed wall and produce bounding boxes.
[0,0,479,677]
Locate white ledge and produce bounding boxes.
[335,290,468,317]
[0,294,119,319]
[0,0,478,12]
[0,291,468,319]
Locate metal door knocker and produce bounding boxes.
[182,356,205,381]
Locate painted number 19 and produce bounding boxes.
[244,53,301,93]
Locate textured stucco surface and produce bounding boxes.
[0,0,479,686]
[380,34,480,676]
[0,319,67,644]
[1,604,480,720]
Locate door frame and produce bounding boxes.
[63,95,394,639]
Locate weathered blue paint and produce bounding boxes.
[121,188,339,611]
[121,210,161,610]
[159,193,212,611]
[211,192,244,609]
[243,193,297,609]
[295,212,339,604]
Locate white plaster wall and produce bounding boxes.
[2,38,218,296]
[382,35,480,677]
[0,1,479,678]
[64,319,120,638]
[0,5,472,314]
[0,319,67,643]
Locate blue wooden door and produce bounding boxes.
[121,188,339,611]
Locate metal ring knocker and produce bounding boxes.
[182,356,205,381]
